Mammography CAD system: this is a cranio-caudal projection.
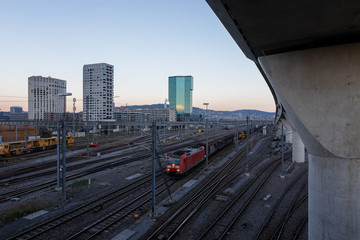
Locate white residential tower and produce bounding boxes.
[83,63,114,121]
[28,76,66,120]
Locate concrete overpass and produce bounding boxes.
[206,1,360,239]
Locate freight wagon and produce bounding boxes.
[0,136,74,156]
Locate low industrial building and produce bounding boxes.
[113,108,176,122]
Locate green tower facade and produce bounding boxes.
[168,76,193,114]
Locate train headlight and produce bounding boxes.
[172,164,175,167]
[166,168,170,171]
[176,169,180,172]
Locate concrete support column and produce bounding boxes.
[259,42,360,239]
[292,131,305,163]
[309,154,360,239]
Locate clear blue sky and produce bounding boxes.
[0,0,275,112]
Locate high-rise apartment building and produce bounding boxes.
[168,76,193,115]
[83,63,114,121]
[28,76,66,120]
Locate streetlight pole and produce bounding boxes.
[245,114,250,176]
[151,121,157,218]
[86,96,90,160]
[58,92,72,201]
[203,103,209,167]
[250,119,253,150]
[73,98,76,136]
[56,122,61,190]
[235,119,239,149]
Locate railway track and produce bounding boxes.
[67,180,176,240]
[0,153,146,202]
[0,129,268,240]
[142,136,270,239]
[0,136,194,186]
[0,132,223,202]
[254,169,308,240]
[7,169,173,240]
[0,130,231,187]
[292,216,308,240]
[198,159,281,240]
[0,150,147,185]
[0,135,152,180]
[5,135,239,240]
[0,133,141,162]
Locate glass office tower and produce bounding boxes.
[168,76,193,115]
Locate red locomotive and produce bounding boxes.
[166,146,205,175]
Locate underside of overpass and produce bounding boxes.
[206,1,360,239]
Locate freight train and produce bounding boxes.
[166,133,235,175]
[0,136,74,156]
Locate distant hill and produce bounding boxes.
[117,104,274,120]
[192,108,274,120]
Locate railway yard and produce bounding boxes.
[0,126,308,240]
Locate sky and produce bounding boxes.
[0,0,275,113]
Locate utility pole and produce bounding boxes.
[92,124,95,142]
[163,124,166,143]
[62,112,66,201]
[235,119,239,149]
[250,119,253,150]
[155,130,173,205]
[86,96,90,160]
[203,103,209,167]
[25,127,28,152]
[245,114,249,176]
[281,123,285,178]
[151,121,157,218]
[58,92,72,201]
[56,122,61,190]
[73,98,76,136]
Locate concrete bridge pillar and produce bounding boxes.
[292,131,305,163]
[259,42,360,239]
[309,154,360,239]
